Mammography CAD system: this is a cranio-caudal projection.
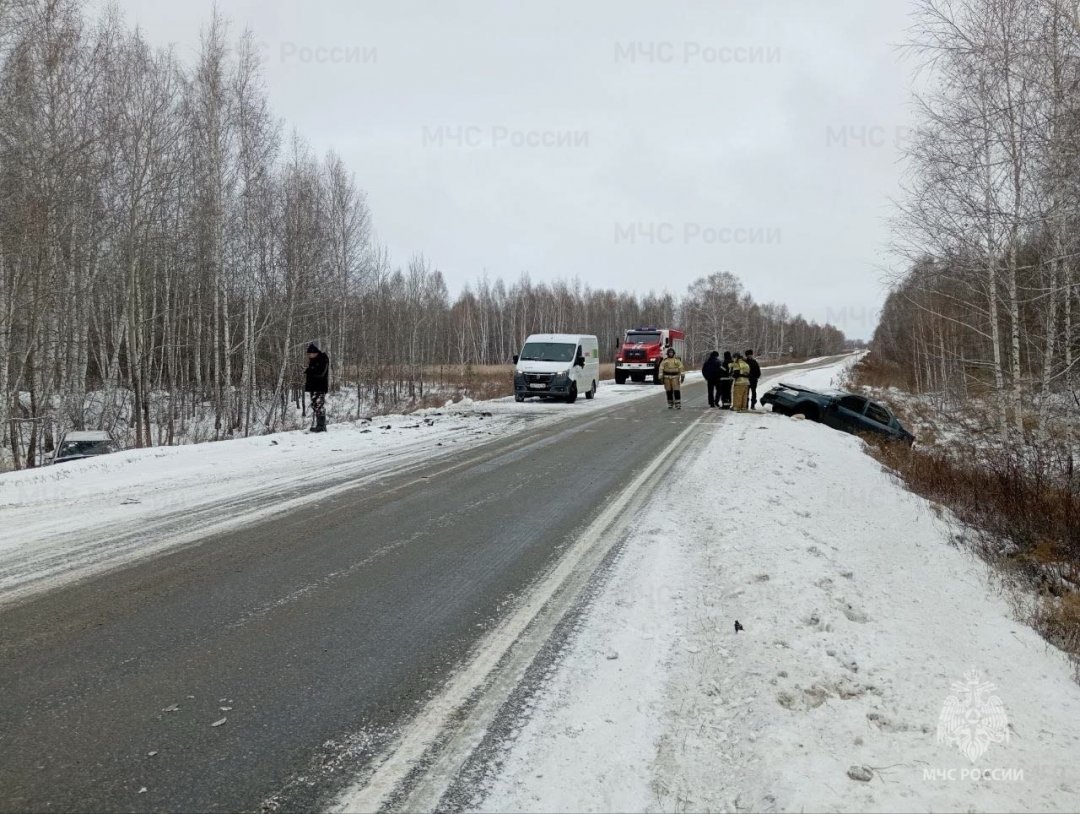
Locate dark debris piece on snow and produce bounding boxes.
[734,620,744,633]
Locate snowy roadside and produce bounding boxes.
[473,359,1080,813]
[0,357,838,603]
[2,372,759,603]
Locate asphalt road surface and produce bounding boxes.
[0,357,846,812]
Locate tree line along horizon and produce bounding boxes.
[0,1,847,461]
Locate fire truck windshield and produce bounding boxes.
[625,332,661,345]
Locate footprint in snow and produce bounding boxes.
[838,601,871,624]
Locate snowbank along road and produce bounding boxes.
[0,354,965,813]
[0,358,773,807]
[475,361,1080,813]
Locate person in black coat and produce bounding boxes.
[304,342,330,432]
[745,349,762,409]
[718,351,734,409]
[702,351,722,408]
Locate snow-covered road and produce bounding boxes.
[0,377,689,604]
[0,359,827,606]
[471,359,1080,812]
[13,353,1071,813]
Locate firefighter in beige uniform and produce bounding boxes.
[730,353,752,412]
[659,348,686,409]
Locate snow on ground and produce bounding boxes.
[0,355,839,603]
[0,375,712,603]
[771,350,864,392]
[475,357,1080,813]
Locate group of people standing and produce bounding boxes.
[702,349,761,411]
[304,342,762,425]
[656,346,762,411]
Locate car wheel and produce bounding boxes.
[793,402,819,421]
[585,380,596,399]
[514,394,525,403]
[566,383,578,403]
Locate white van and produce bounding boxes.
[513,334,600,403]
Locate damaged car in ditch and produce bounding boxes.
[761,383,915,445]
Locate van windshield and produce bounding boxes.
[519,342,577,363]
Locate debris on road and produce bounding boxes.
[846,765,873,783]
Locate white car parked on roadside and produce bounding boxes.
[52,430,119,464]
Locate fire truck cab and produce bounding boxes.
[614,326,687,385]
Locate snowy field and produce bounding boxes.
[473,358,1080,813]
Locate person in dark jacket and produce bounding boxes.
[745,349,762,409]
[304,342,330,432]
[718,351,734,409]
[702,351,722,408]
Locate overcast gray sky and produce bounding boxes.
[100,0,916,341]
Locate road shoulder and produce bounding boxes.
[474,390,1080,812]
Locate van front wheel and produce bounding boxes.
[585,380,596,399]
[566,383,578,404]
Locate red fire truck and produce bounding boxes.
[614,326,687,384]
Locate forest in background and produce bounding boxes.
[0,0,845,468]
[857,0,1080,669]
[871,0,1080,432]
